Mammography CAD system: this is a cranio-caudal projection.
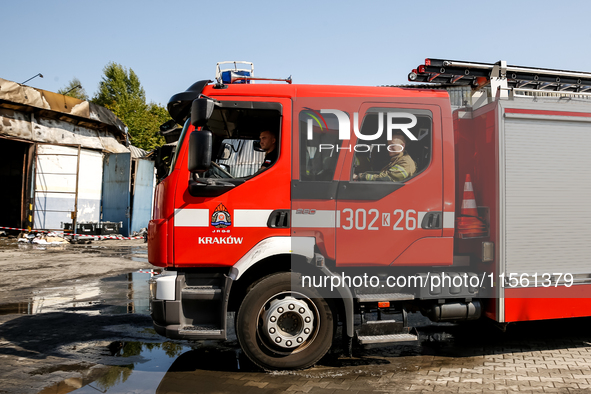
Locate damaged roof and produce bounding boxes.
[0,78,129,152]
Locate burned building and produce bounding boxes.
[0,78,154,236]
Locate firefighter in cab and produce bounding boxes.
[354,131,416,182]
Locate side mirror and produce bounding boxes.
[219,143,232,160]
[191,98,215,128]
[188,129,212,173]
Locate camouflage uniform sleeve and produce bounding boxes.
[359,169,394,182]
[359,156,416,182]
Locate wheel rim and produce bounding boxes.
[257,291,319,354]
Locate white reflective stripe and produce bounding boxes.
[443,212,455,229]
[292,210,336,228]
[417,211,426,227]
[464,182,474,192]
[336,210,340,228]
[234,209,273,227]
[462,200,477,209]
[174,209,209,227]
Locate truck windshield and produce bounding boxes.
[168,118,191,177]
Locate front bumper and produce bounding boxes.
[149,270,232,340]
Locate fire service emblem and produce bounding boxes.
[211,203,232,228]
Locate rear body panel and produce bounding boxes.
[455,96,591,322]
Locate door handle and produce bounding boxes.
[421,211,442,229]
[267,210,290,228]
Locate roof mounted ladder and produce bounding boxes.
[409,58,591,97]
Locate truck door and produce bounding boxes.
[335,103,449,267]
[172,97,292,267]
[291,99,354,261]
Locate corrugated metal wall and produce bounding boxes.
[101,152,131,236]
[218,139,265,177]
[77,150,104,223]
[130,159,155,234]
[34,145,103,230]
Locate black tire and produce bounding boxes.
[236,272,333,370]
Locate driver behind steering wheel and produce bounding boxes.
[259,130,277,170]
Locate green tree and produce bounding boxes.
[95,365,134,391]
[93,62,169,151]
[57,77,89,101]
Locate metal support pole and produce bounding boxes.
[73,146,81,235]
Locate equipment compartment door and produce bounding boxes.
[335,103,448,267]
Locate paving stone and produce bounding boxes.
[518,376,542,381]
[407,384,435,391]
[460,378,483,384]
[307,388,338,394]
[302,381,331,388]
[286,384,313,392]
[529,381,558,388]
[540,377,566,383]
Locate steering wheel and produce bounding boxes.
[211,162,235,179]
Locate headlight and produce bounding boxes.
[149,278,157,300]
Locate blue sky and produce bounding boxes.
[2,0,591,106]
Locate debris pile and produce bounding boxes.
[17,232,69,245]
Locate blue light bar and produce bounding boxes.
[222,70,251,84]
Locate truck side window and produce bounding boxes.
[299,110,344,181]
[352,109,432,181]
[193,104,282,179]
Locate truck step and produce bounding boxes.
[355,292,414,303]
[357,332,418,344]
[356,327,419,345]
[356,320,404,337]
[178,325,223,336]
[181,286,222,300]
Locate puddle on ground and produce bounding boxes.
[38,341,191,394]
[69,244,149,263]
[39,340,442,394]
[33,315,448,394]
[0,237,17,248]
[39,343,279,394]
[35,317,591,394]
[0,270,160,316]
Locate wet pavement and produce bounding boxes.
[1,237,591,393]
[22,317,591,394]
[38,342,191,394]
[0,271,156,317]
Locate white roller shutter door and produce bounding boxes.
[503,115,591,276]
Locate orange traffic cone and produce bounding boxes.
[456,174,487,238]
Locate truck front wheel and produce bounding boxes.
[236,272,334,370]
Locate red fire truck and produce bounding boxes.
[148,59,591,370]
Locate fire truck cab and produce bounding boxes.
[148,60,591,370]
